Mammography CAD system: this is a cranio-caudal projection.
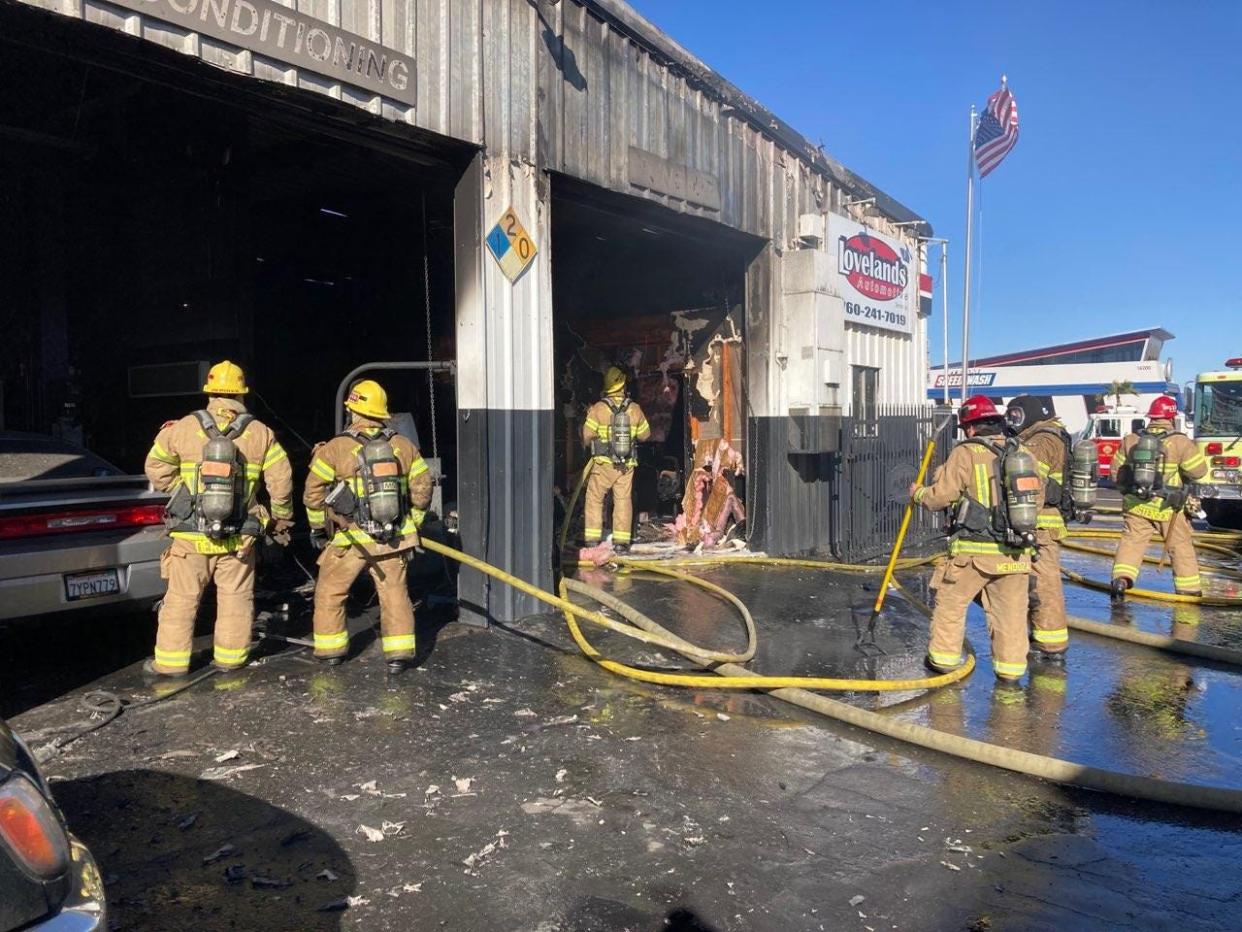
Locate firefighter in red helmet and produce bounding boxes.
[909,395,1044,684]
[1109,395,1207,600]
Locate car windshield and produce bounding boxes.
[0,433,122,482]
[1196,381,1242,436]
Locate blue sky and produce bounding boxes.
[627,0,1241,385]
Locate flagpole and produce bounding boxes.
[940,241,950,405]
[960,104,977,405]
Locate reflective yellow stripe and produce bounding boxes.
[584,527,602,541]
[1036,513,1067,529]
[1183,454,1206,470]
[329,511,422,547]
[1112,563,1140,579]
[634,421,650,435]
[913,487,927,504]
[306,508,326,526]
[1037,461,1051,478]
[409,457,430,478]
[154,649,191,670]
[263,444,288,469]
[1124,497,1174,521]
[584,418,601,431]
[244,464,262,479]
[973,463,990,507]
[213,645,249,665]
[1112,451,1126,469]
[613,530,632,542]
[1048,470,1063,483]
[169,531,245,554]
[270,501,294,519]
[1032,627,1069,644]
[381,635,416,653]
[310,459,336,481]
[928,650,964,668]
[1173,575,1201,589]
[315,631,349,650]
[149,442,178,464]
[994,662,1028,677]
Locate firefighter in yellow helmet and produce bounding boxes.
[304,379,433,675]
[143,361,294,676]
[582,366,651,552]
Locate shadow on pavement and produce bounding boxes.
[53,768,356,931]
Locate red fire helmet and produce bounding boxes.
[1148,395,1179,420]
[959,394,1002,425]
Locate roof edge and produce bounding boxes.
[582,0,931,234]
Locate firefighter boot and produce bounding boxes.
[1110,578,1131,603]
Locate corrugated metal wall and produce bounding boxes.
[22,0,482,140]
[843,316,930,409]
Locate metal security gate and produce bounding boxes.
[833,404,954,563]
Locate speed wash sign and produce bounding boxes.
[827,213,916,335]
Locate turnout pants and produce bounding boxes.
[312,546,416,660]
[153,537,256,673]
[1112,512,1201,594]
[1029,529,1069,654]
[584,462,635,545]
[928,555,1031,681]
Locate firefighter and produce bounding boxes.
[304,379,433,674]
[1110,395,1207,600]
[909,395,1043,683]
[143,361,294,676]
[582,366,651,552]
[1005,395,1071,659]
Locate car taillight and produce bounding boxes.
[0,503,165,541]
[1213,456,1241,468]
[1206,442,1224,455]
[0,774,70,879]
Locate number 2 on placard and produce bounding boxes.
[504,211,518,237]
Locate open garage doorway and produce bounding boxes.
[0,11,467,505]
[551,178,762,553]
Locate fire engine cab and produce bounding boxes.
[1082,404,1187,482]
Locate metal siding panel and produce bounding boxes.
[606,28,628,190]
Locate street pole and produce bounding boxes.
[960,105,977,405]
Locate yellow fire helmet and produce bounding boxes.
[203,360,248,395]
[603,366,627,395]
[346,378,391,420]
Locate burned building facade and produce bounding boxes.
[1,0,932,620]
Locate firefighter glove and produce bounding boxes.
[270,519,294,547]
[309,527,330,551]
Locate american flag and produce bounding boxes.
[974,82,1019,178]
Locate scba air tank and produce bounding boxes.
[198,437,241,536]
[362,440,403,529]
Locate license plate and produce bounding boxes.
[65,569,121,601]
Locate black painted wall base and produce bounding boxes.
[748,415,839,557]
[457,407,555,624]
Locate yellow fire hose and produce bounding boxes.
[419,534,1242,812]
[1061,568,1242,607]
[1061,539,1242,578]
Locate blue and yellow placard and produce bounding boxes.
[486,207,538,282]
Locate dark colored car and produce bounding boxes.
[0,719,105,930]
[0,432,168,622]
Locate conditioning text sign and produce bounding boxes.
[827,213,915,335]
[111,0,416,105]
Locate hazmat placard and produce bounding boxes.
[486,208,537,282]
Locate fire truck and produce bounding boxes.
[1188,358,1242,529]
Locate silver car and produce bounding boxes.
[0,433,168,622]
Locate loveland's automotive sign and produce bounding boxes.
[108,0,416,105]
[827,213,916,335]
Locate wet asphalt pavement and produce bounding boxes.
[7,517,1242,931]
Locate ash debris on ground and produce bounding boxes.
[11,562,1242,930]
